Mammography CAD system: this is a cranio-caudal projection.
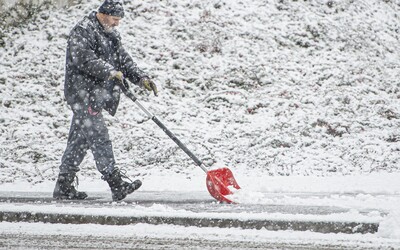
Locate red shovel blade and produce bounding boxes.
[206,167,241,204]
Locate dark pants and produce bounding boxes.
[59,107,115,176]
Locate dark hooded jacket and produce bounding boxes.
[64,11,146,116]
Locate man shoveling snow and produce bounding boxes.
[53,0,158,201]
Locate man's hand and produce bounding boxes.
[109,70,124,82]
[140,77,158,96]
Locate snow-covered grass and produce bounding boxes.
[1,0,399,184]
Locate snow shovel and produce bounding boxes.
[120,79,241,203]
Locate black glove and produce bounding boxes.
[140,77,158,96]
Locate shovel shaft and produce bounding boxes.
[151,115,207,173]
[121,80,208,173]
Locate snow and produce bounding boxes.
[0,201,382,223]
[1,0,400,247]
[2,172,400,246]
[1,222,399,249]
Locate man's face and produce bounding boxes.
[102,15,121,32]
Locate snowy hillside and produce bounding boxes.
[0,0,399,185]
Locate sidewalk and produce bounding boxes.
[0,191,383,234]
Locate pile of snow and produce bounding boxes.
[0,0,399,185]
[378,210,400,239]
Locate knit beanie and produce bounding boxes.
[98,0,125,18]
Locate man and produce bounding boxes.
[53,0,158,201]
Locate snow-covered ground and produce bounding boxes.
[2,173,400,248]
[1,0,400,248]
[1,221,399,249]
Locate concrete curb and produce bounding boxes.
[0,211,379,234]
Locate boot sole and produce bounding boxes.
[53,193,88,200]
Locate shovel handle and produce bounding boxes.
[151,115,208,172]
[121,79,208,173]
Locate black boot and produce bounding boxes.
[103,168,142,201]
[53,173,88,200]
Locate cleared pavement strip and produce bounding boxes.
[0,210,378,234]
[0,192,381,234]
